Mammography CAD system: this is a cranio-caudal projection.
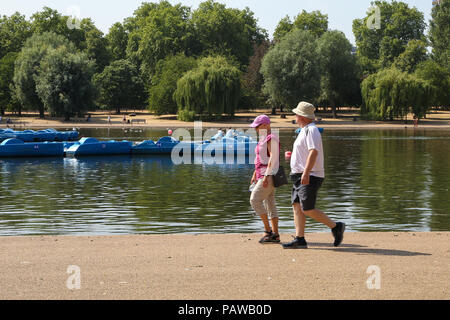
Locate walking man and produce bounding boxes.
[283,102,345,249]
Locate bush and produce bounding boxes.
[177,109,196,122]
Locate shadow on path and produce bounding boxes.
[306,242,432,257]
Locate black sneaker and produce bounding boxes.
[282,236,308,249]
[332,222,346,247]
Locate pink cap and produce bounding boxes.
[250,115,271,128]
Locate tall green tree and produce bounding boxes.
[273,10,328,41]
[84,27,110,72]
[13,32,74,118]
[0,52,18,116]
[106,22,128,61]
[125,1,196,81]
[240,41,270,110]
[316,30,361,118]
[93,59,146,114]
[415,60,450,109]
[35,47,95,120]
[353,1,426,75]
[148,54,197,115]
[191,0,267,67]
[174,56,241,121]
[429,0,449,70]
[273,16,293,42]
[393,39,428,73]
[30,7,85,49]
[260,29,320,110]
[293,10,329,38]
[30,7,110,69]
[0,12,31,59]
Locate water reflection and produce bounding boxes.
[0,129,449,236]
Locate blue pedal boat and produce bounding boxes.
[132,137,199,155]
[66,137,132,156]
[197,137,257,157]
[0,128,79,142]
[295,127,324,134]
[35,129,57,142]
[0,138,64,157]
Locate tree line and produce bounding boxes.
[0,0,448,121]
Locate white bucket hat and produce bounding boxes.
[292,101,316,120]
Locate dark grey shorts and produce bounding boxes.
[291,174,324,211]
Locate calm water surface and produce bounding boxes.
[0,128,449,236]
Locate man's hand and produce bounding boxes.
[301,149,318,185]
[301,172,310,186]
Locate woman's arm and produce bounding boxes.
[263,139,279,188]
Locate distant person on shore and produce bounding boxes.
[108,114,111,125]
[283,102,345,249]
[249,115,281,244]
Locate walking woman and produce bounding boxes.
[249,115,281,244]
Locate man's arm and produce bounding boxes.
[301,149,318,185]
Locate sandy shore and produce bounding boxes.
[1,110,449,130]
[0,232,448,300]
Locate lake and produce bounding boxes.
[0,128,449,236]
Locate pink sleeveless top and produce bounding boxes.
[254,134,280,180]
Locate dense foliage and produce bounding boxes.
[361,68,432,120]
[93,59,146,114]
[148,54,198,115]
[0,1,448,121]
[261,30,320,109]
[429,0,449,71]
[35,46,95,120]
[13,32,75,118]
[355,0,449,118]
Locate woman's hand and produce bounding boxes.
[251,171,257,185]
[263,176,269,188]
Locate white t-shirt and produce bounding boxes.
[290,123,325,178]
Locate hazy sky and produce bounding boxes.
[0,0,434,44]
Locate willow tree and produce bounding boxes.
[361,68,432,120]
[174,56,240,121]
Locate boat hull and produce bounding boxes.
[0,139,64,157]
